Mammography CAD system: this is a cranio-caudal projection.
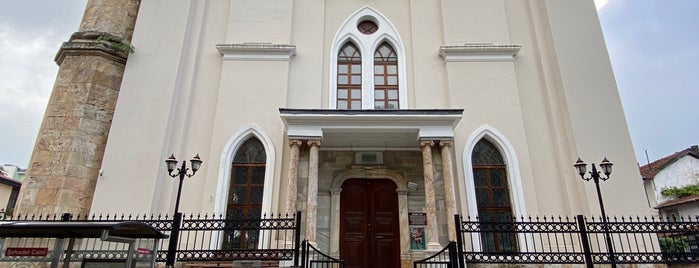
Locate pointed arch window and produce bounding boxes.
[337,42,362,110]
[472,139,516,252]
[374,42,398,109]
[224,137,266,249]
[331,8,406,110]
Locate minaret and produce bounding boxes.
[15,0,141,216]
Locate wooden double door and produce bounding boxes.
[340,179,400,268]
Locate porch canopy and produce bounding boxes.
[0,221,168,239]
[279,108,464,148]
[0,221,167,268]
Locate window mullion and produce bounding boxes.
[362,51,374,109]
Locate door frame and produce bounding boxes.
[329,168,411,261]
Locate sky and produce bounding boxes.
[0,0,697,168]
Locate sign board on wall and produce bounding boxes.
[5,247,48,257]
[409,212,426,250]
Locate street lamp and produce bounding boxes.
[574,157,616,267]
[164,154,203,267]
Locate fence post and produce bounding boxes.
[447,241,458,268]
[300,240,308,268]
[49,213,72,268]
[453,214,464,268]
[294,211,302,267]
[166,212,183,267]
[576,215,594,268]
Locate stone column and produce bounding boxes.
[284,139,303,244]
[285,140,303,214]
[15,0,141,216]
[329,187,342,257]
[420,140,441,251]
[440,140,458,241]
[305,139,321,245]
[397,189,411,259]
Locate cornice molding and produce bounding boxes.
[55,31,130,65]
[439,43,521,62]
[216,43,296,61]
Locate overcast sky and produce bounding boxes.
[0,0,697,168]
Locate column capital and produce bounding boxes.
[289,139,303,147]
[419,140,435,148]
[396,189,409,196]
[307,139,322,147]
[329,188,342,195]
[439,139,454,148]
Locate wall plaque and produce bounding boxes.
[409,212,427,226]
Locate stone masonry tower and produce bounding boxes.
[15,0,141,216]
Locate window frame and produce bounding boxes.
[337,42,363,110]
[224,138,266,249]
[462,126,528,253]
[472,139,517,252]
[373,42,399,110]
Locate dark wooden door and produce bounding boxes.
[340,179,400,268]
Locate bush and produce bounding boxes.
[661,184,699,197]
[659,236,688,253]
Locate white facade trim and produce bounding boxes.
[214,124,276,216]
[439,44,521,62]
[216,43,296,61]
[329,6,408,109]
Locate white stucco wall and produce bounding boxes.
[90,0,652,219]
[652,156,699,205]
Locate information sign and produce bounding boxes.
[5,247,49,257]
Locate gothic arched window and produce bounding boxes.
[330,8,406,110]
[472,139,516,252]
[224,137,266,249]
[337,42,362,110]
[373,42,398,109]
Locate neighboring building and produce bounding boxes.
[0,165,23,214]
[1,164,26,181]
[0,173,21,215]
[641,145,699,218]
[18,1,653,266]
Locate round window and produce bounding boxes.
[357,20,378,35]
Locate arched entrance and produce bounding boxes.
[340,178,400,268]
[329,168,410,267]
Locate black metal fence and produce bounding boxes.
[298,240,345,268]
[1,211,302,266]
[418,214,699,267]
[414,241,458,268]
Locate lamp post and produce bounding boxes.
[574,157,616,268]
[164,154,203,267]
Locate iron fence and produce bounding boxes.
[1,211,301,265]
[457,214,699,266]
[299,240,344,268]
[6,212,699,266]
[413,241,458,268]
[418,214,699,268]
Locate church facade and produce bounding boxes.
[19,0,652,266]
